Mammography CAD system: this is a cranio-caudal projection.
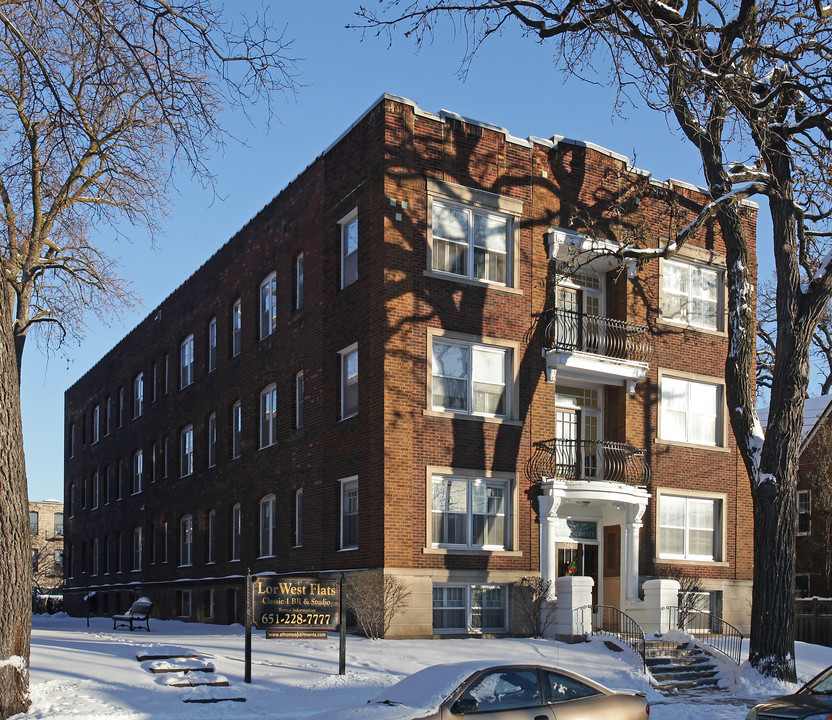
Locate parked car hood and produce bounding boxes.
[751,692,832,718]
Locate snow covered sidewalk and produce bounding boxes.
[16,614,832,719]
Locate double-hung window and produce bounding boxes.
[232,401,242,458]
[432,200,510,285]
[340,344,358,419]
[133,374,143,418]
[231,503,242,561]
[259,494,276,557]
[295,371,304,429]
[179,515,193,566]
[433,584,507,633]
[340,477,358,550]
[260,272,277,339]
[232,299,242,356]
[431,474,509,550]
[432,339,509,418]
[208,317,217,372]
[340,209,358,288]
[660,374,722,446]
[132,451,143,494]
[207,412,217,467]
[92,471,100,508]
[180,425,194,477]
[662,258,721,330]
[92,406,100,444]
[207,510,216,564]
[132,527,142,571]
[295,252,304,309]
[180,335,194,389]
[260,384,278,448]
[658,493,721,561]
[798,490,811,535]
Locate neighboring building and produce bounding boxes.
[63,94,756,635]
[29,499,64,592]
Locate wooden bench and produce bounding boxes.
[113,597,153,631]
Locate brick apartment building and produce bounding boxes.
[63,94,756,636]
[30,499,64,593]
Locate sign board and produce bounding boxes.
[251,577,340,632]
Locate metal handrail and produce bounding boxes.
[542,308,653,365]
[531,438,650,486]
[661,605,744,665]
[576,604,646,671]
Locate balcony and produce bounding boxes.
[531,438,650,487]
[541,308,652,391]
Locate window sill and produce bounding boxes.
[423,269,523,295]
[423,547,522,557]
[257,555,275,560]
[656,316,727,338]
[339,546,358,552]
[654,438,730,453]
[422,409,522,427]
[654,557,728,568]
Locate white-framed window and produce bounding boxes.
[432,338,509,418]
[180,424,194,477]
[260,272,277,339]
[180,514,193,566]
[231,503,241,561]
[662,258,721,330]
[259,494,276,557]
[132,450,143,494]
[92,471,100,509]
[207,509,216,564]
[798,490,811,536]
[431,200,510,285]
[431,474,510,550]
[340,208,358,288]
[208,317,217,372]
[232,401,242,458]
[232,298,242,356]
[295,371,304,429]
[340,344,358,419]
[207,412,217,467]
[658,493,722,562]
[260,384,278,448]
[132,526,142,570]
[432,584,507,633]
[133,373,143,418]
[294,488,303,547]
[340,477,358,550]
[660,374,723,446]
[180,334,194,389]
[92,405,100,444]
[295,252,304,310]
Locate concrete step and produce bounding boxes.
[651,667,719,683]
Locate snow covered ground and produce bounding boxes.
[14,614,832,719]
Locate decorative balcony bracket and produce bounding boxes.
[547,227,632,277]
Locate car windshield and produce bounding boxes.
[804,666,832,694]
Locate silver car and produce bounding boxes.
[304,660,649,720]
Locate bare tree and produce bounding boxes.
[355,0,832,681]
[511,576,556,638]
[0,2,298,715]
[344,571,411,639]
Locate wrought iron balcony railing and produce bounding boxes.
[532,438,650,486]
[542,308,653,365]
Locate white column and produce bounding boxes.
[553,576,595,640]
[623,502,647,603]
[641,579,680,634]
[538,483,564,599]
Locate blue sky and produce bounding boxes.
[22,1,773,500]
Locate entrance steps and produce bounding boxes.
[645,640,721,692]
[136,647,245,703]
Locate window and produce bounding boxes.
[92,471,100,508]
[132,526,142,570]
[431,474,510,550]
[432,338,509,417]
[662,258,721,330]
[149,523,156,565]
[162,522,169,563]
[294,371,304,429]
[118,386,125,427]
[295,252,304,309]
[798,490,811,536]
[69,483,75,517]
[231,503,242,561]
[180,425,194,477]
[55,549,63,572]
[92,406,100,444]
[660,375,723,446]
[340,344,358,419]
[432,584,506,633]
[340,208,358,288]
[32,548,39,573]
[118,459,125,498]
[232,298,242,356]
[232,401,242,458]
[431,200,510,285]
[294,488,303,547]
[29,511,38,535]
[207,510,216,564]
[105,397,111,436]
[132,450,143,494]
[180,335,194,389]
[259,494,276,557]
[207,412,217,467]
[260,272,277,339]
[103,465,111,504]
[260,384,278,448]
[92,539,99,575]
[180,515,193,566]
[54,513,63,536]
[208,317,217,372]
[151,443,157,482]
[340,477,358,549]
[152,361,158,402]
[163,436,169,478]
[458,668,540,711]
[658,494,722,561]
[133,373,143,418]
[179,589,192,618]
[163,354,169,394]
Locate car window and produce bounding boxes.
[460,669,542,711]
[543,670,601,703]
[810,671,832,694]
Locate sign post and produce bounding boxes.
[339,573,346,676]
[245,568,252,684]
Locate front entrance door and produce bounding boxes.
[557,542,599,605]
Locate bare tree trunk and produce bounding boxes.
[0,287,30,718]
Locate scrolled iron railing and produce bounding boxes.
[531,438,650,486]
[576,604,647,671]
[542,308,653,365]
[661,605,744,665]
